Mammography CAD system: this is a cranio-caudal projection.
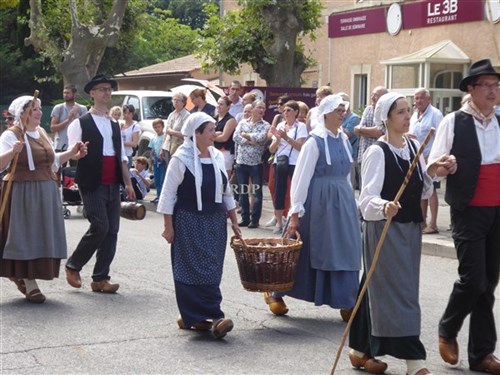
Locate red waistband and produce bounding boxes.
[101,156,118,185]
[469,164,500,207]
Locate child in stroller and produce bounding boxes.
[61,166,86,219]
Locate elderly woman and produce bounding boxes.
[0,96,87,303]
[348,92,433,375]
[161,92,190,165]
[264,95,361,319]
[268,100,308,234]
[157,112,241,339]
[189,88,216,117]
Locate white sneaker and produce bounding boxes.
[265,217,277,227]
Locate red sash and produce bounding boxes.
[101,156,118,185]
[469,163,500,206]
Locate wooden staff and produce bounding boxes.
[330,128,435,374]
[0,90,40,222]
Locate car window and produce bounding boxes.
[110,95,125,108]
[142,97,173,120]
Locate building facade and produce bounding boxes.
[221,0,500,113]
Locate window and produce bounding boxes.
[353,74,367,110]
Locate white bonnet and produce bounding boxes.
[8,95,40,120]
[373,92,404,126]
[181,112,215,138]
[317,94,349,124]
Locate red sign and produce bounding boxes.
[403,0,483,28]
[329,0,484,38]
[329,7,386,38]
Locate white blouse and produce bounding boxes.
[157,157,236,215]
[359,138,433,221]
[0,128,61,173]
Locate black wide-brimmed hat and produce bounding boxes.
[459,59,500,92]
[84,74,118,94]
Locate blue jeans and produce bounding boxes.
[235,163,263,224]
[153,158,166,198]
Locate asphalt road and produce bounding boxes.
[1,207,499,374]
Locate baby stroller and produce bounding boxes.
[61,166,86,219]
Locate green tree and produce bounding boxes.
[0,1,60,105]
[197,0,322,87]
[25,0,130,96]
[149,0,218,30]
[101,9,201,75]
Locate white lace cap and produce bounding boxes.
[8,95,41,171]
[373,92,404,127]
[180,112,223,211]
[313,94,350,165]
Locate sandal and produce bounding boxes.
[26,289,46,304]
[422,226,439,235]
[10,278,26,296]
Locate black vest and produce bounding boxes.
[377,139,423,223]
[75,113,123,190]
[445,111,500,211]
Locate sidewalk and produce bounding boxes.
[142,179,456,260]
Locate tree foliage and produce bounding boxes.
[101,9,201,75]
[25,0,130,96]
[196,0,322,87]
[148,0,218,30]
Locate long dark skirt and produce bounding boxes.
[171,207,227,327]
[349,273,426,360]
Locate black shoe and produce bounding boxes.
[238,220,250,227]
[248,222,259,228]
[150,197,159,204]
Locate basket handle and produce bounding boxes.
[230,235,248,250]
[283,230,301,242]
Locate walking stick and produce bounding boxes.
[0,90,39,222]
[330,128,435,375]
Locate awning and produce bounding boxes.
[381,40,470,65]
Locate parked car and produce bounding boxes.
[111,90,174,157]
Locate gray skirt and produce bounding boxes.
[363,220,422,337]
[2,180,67,262]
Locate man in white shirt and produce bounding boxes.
[427,59,500,374]
[228,80,243,118]
[409,88,443,234]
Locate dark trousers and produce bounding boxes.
[236,163,263,224]
[439,206,500,366]
[273,163,295,210]
[67,184,121,282]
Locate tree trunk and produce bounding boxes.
[26,0,128,97]
[253,5,305,87]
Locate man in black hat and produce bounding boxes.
[65,74,136,294]
[428,59,500,374]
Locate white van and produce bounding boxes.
[111,90,173,157]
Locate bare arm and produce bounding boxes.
[214,118,237,143]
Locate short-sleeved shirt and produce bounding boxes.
[51,102,88,151]
[272,121,308,166]
[409,104,443,159]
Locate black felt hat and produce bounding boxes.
[459,59,500,92]
[84,74,118,94]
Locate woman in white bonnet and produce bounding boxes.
[348,92,433,375]
[263,94,362,321]
[0,95,87,304]
[157,112,241,339]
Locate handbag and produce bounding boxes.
[275,126,298,171]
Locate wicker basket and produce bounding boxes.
[230,233,302,292]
